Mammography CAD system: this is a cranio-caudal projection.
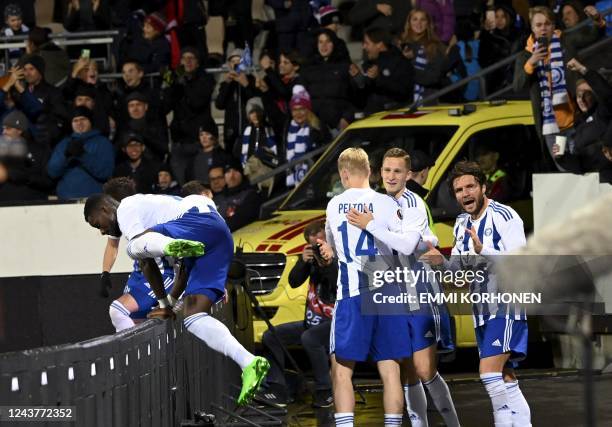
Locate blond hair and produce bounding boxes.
[383,147,411,171]
[338,147,370,176]
[529,6,555,24]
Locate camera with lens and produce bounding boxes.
[311,243,324,264]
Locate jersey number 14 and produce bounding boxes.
[338,221,378,262]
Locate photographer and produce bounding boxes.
[259,220,337,408]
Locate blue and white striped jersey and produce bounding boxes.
[326,188,402,301]
[450,199,527,326]
[116,194,219,241]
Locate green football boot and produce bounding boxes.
[237,356,270,406]
[163,239,205,258]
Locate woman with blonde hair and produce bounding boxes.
[400,8,449,102]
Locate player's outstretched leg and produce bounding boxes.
[183,295,269,406]
[127,232,204,259]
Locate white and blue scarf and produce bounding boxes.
[286,120,313,187]
[534,33,568,135]
[241,125,277,166]
[413,45,427,102]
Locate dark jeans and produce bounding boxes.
[262,320,332,391]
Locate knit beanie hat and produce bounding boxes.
[319,5,341,27]
[4,3,22,19]
[71,106,94,122]
[20,54,45,76]
[2,110,29,132]
[289,85,312,110]
[145,12,167,34]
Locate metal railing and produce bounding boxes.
[0,30,119,69]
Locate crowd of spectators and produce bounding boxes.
[0,0,609,223]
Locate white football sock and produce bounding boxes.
[481,373,512,427]
[126,232,173,259]
[184,312,254,370]
[424,372,460,427]
[334,412,354,426]
[505,380,532,427]
[109,301,135,331]
[384,413,402,426]
[403,382,429,427]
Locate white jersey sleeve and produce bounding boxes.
[116,195,149,241]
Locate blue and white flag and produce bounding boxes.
[236,44,252,73]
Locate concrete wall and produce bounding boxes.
[0,202,133,278]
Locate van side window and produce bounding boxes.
[429,125,549,220]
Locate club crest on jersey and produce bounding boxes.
[397,208,403,220]
[484,228,493,236]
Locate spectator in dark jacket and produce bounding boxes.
[185,121,231,184]
[0,65,43,124]
[47,106,114,199]
[399,8,449,103]
[214,158,263,231]
[302,6,351,60]
[152,163,181,195]
[265,85,330,188]
[121,12,170,74]
[16,54,70,148]
[0,0,35,28]
[348,0,412,36]
[164,47,216,184]
[350,27,414,115]
[71,82,110,137]
[302,29,354,132]
[63,0,111,31]
[113,60,161,124]
[113,132,159,193]
[266,0,313,54]
[63,58,113,122]
[513,6,579,163]
[560,2,607,51]
[0,110,52,201]
[25,27,70,87]
[259,50,304,116]
[117,91,168,162]
[479,3,524,94]
[2,3,29,62]
[215,48,257,157]
[553,58,612,177]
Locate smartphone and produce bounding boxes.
[486,10,495,28]
[80,49,90,59]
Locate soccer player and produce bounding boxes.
[319,147,421,427]
[421,161,531,427]
[83,192,270,405]
[97,177,177,331]
[347,148,460,427]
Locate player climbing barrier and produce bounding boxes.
[0,283,254,426]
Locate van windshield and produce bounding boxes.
[281,126,458,211]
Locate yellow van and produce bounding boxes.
[234,101,548,345]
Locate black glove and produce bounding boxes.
[100,271,112,298]
[64,138,85,158]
